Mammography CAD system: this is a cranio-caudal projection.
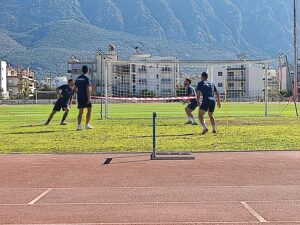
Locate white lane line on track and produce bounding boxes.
[1,199,300,206]
[5,221,300,225]
[27,188,52,205]
[241,201,267,223]
[2,184,300,190]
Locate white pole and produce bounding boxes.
[294,0,299,101]
[105,63,109,119]
[264,64,268,116]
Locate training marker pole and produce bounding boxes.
[151,112,157,159]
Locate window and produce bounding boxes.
[133,85,136,93]
[218,72,223,77]
[138,78,147,84]
[139,66,147,73]
[218,83,223,88]
[156,74,159,79]
[228,72,234,76]
[161,78,172,83]
[228,82,234,88]
[8,79,12,84]
[162,67,172,72]
[157,85,159,90]
[132,74,136,83]
[132,64,136,73]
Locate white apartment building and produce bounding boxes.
[67,46,179,97]
[111,53,179,97]
[0,60,8,98]
[209,65,267,99]
[39,76,68,89]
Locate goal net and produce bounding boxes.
[100,58,295,119]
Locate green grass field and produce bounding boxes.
[0,102,299,153]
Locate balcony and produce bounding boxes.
[227,75,245,81]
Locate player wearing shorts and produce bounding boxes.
[75,65,93,131]
[196,72,221,134]
[183,78,198,125]
[44,79,75,125]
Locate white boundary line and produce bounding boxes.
[2,184,300,190]
[1,199,300,206]
[4,221,300,225]
[241,201,267,223]
[27,188,52,205]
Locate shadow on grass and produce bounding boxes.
[9,131,56,135]
[131,133,196,138]
[16,124,45,128]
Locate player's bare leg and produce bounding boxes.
[85,107,93,129]
[44,111,56,125]
[208,111,217,134]
[60,108,69,125]
[77,108,84,130]
[185,106,197,125]
[199,109,208,134]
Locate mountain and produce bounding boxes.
[0,0,299,77]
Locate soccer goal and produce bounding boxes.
[100,57,296,119]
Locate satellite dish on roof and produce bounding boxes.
[108,44,116,52]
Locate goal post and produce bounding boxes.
[100,58,293,119]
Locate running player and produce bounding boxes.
[196,72,221,134]
[75,65,93,131]
[183,78,198,125]
[44,79,75,125]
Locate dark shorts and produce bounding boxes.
[77,99,92,109]
[53,100,69,112]
[188,101,198,111]
[200,100,216,112]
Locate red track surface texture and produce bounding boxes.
[1,151,300,225]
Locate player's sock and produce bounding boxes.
[61,112,69,124]
[212,126,217,134]
[191,117,197,125]
[77,124,82,131]
[200,122,207,130]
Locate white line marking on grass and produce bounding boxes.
[241,201,267,223]
[27,188,52,205]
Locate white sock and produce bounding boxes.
[191,117,196,123]
[201,122,207,130]
[188,117,192,122]
[212,126,216,131]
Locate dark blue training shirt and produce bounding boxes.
[58,84,74,103]
[186,85,197,103]
[196,80,218,101]
[75,74,92,101]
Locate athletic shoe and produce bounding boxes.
[191,122,198,125]
[77,125,82,131]
[60,122,67,126]
[212,130,217,134]
[185,121,192,125]
[201,128,209,135]
[85,124,94,129]
[43,122,49,126]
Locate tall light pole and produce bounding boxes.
[294,0,298,101]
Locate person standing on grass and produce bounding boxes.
[44,79,75,126]
[183,78,198,125]
[75,65,93,131]
[196,72,221,135]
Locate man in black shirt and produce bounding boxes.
[75,65,93,130]
[183,78,198,125]
[197,72,221,134]
[44,79,75,125]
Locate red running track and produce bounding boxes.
[1,151,300,224]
